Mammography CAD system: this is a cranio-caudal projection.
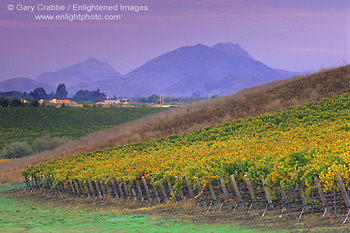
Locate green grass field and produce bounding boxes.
[0,184,262,233]
[0,107,165,151]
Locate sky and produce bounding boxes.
[0,0,349,82]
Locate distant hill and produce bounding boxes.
[36,57,123,88]
[125,42,301,96]
[0,77,55,93]
[1,42,303,97]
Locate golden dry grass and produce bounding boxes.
[0,159,14,164]
[1,65,349,186]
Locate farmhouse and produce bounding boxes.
[50,99,77,105]
[96,99,129,105]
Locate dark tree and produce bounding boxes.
[29,87,48,100]
[73,90,90,102]
[9,98,22,107]
[148,94,160,104]
[56,84,68,99]
[0,97,10,107]
[30,100,40,107]
[73,89,106,102]
[90,89,106,102]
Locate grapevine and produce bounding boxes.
[23,93,350,195]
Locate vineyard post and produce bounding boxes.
[207,178,218,208]
[314,176,328,216]
[69,178,76,197]
[100,180,107,201]
[185,177,195,205]
[45,177,51,194]
[40,178,44,191]
[39,177,45,193]
[109,178,120,200]
[24,176,29,190]
[34,177,39,190]
[128,177,138,203]
[122,178,130,202]
[280,186,291,213]
[51,176,58,197]
[27,176,32,191]
[150,177,161,204]
[56,181,61,197]
[135,180,144,203]
[45,177,52,194]
[175,176,184,199]
[31,176,36,192]
[100,180,107,200]
[87,178,95,199]
[104,178,112,202]
[74,181,81,198]
[116,178,125,202]
[296,183,310,212]
[219,177,233,211]
[78,180,86,198]
[30,176,35,192]
[142,176,152,204]
[159,180,169,203]
[245,176,257,213]
[48,176,54,195]
[261,177,274,210]
[37,176,43,193]
[195,177,207,208]
[49,176,55,196]
[58,182,65,198]
[93,180,103,199]
[336,173,350,208]
[38,178,43,191]
[62,181,69,197]
[230,175,244,208]
[166,177,173,194]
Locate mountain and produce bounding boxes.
[212,42,253,59]
[0,77,55,93]
[36,57,124,88]
[162,74,264,97]
[124,42,300,96]
[1,42,303,97]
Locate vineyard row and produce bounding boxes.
[24,174,350,224]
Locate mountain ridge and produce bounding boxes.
[1,42,303,97]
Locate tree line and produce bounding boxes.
[0,84,107,107]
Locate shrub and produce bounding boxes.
[0,141,34,159]
[32,136,70,154]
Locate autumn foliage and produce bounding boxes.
[23,93,350,194]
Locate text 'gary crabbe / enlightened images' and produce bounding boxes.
[6,3,149,22]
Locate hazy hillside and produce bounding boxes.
[36,57,124,90]
[212,42,253,59]
[125,42,299,96]
[0,65,349,185]
[0,77,55,93]
[0,42,301,97]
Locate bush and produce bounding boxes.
[0,141,34,159]
[0,136,70,159]
[10,98,22,107]
[32,136,70,154]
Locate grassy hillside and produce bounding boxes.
[0,107,165,151]
[24,93,350,192]
[1,65,349,185]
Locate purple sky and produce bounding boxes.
[0,0,349,81]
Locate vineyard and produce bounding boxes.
[0,106,165,151]
[23,93,350,218]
